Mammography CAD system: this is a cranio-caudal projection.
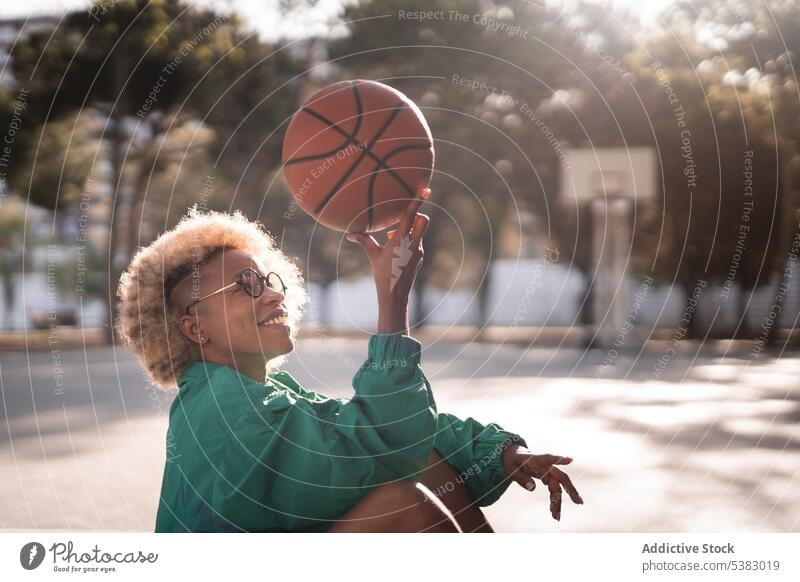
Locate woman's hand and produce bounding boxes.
[502,442,584,521]
[346,188,431,334]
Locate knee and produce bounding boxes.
[368,480,428,509]
[422,449,474,503]
[369,480,460,532]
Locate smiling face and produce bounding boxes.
[169,248,295,381]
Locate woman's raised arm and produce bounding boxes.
[346,187,431,335]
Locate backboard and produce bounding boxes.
[559,147,658,205]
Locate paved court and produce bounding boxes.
[1,332,798,532]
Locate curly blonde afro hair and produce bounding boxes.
[116,206,308,390]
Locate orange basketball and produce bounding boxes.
[281,79,434,233]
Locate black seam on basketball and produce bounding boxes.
[367,164,377,230]
[291,105,419,198]
[372,144,432,196]
[284,86,431,226]
[284,82,365,167]
[298,103,430,214]
[365,143,431,230]
[380,143,432,162]
[350,80,363,134]
[353,81,374,231]
[313,103,405,215]
[294,108,366,156]
[283,147,347,166]
[284,108,362,165]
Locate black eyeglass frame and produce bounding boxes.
[183,268,287,316]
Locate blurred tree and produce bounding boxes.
[0,198,29,329]
[688,0,800,343]
[8,111,99,225]
[183,18,306,231]
[11,0,307,341]
[329,0,549,329]
[329,0,655,329]
[644,0,798,339]
[306,0,800,339]
[7,0,797,343]
[262,168,368,325]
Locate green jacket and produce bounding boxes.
[155,333,526,532]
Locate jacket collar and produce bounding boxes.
[178,360,275,393]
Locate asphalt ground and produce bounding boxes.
[1,333,798,532]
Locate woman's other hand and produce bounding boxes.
[502,443,584,521]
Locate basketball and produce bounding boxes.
[281,79,435,233]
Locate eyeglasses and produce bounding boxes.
[184,268,287,315]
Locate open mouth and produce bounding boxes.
[258,309,289,328]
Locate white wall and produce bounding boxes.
[485,259,585,326]
[0,272,106,330]
[2,263,795,334]
[301,266,799,333]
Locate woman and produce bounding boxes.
[116,189,583,532]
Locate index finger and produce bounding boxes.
[548,478,562,521]
[397,187,430,235]
[549,466,584,505]
[410,213,429,247]
[396,196,425,237]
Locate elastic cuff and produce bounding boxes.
[366,333,422,367]
[471,430,527,506]
[475,430,525,478]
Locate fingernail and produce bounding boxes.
[525,481,534,491]
[421,188,430,199]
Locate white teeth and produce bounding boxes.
[260,314,288,327]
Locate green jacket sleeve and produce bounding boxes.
[214,333,437,531]
[433,412,527,507]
